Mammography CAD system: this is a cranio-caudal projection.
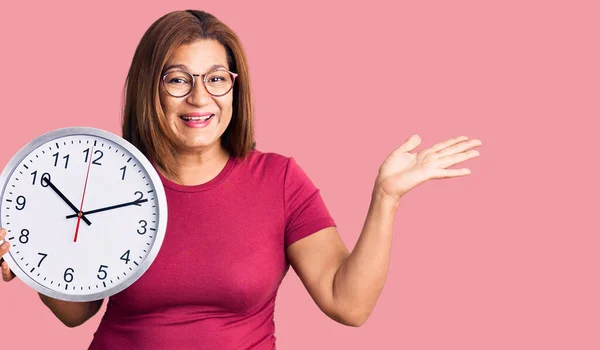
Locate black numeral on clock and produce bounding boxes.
[19,229,30,244]
[31,171,52,187]
[37,253,48,267]
[120,250,131,264]
[64,268,74,283]
[97,265,108,280]
[137,220,147,235]
[83,149,104,165]
[52,152,70,169]
[15,196,26,210]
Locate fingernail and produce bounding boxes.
[1,242,8,249]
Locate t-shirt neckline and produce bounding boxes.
[156,155,238,193]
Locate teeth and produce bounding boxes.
[181,115,212,121]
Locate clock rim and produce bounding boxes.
[0,126,168,302]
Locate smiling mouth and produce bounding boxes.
[180,114,214,122]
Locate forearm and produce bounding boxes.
[332,185,399,326]
[38,293,104,328]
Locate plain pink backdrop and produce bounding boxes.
[1,0,599,349]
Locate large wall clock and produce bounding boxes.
[0,127,167,302]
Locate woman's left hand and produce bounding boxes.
[375,135,482,201]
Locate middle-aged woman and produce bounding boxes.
[0,9,482,349]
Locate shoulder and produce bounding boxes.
[237,149,292,174]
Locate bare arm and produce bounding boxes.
[286,187,397,327]
[287,136,481,327]
[38,293,104,328]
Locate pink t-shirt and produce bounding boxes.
[88,150,336,349]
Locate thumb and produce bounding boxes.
[396,134,421,154]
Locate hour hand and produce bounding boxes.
[42,178,92,226]
[65,198,148,219]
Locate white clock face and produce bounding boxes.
[0,127,167,302]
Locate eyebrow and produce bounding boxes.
[162,64,228,74]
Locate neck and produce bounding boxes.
[162,143,230,186]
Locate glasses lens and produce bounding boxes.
[164,71,193,97]
[204,70,233,96]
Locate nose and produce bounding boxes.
[185,79,212,106]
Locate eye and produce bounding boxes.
[168,77,189,84]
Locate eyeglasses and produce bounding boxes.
[162,68,238,98]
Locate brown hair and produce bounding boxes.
[122,10,255,179]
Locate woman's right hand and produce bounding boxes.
[0,228,17,282]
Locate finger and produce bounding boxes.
[0,239,9,257]
[2,260,15,282]
[395,134,422,154]
[438,149,480,168]
[436,139,482,158]
[430,167,472,179]
[423,136,469,157]
[0,227,6,241]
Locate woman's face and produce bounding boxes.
[159,39,233,153]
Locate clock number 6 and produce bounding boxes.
[64,268,74,283]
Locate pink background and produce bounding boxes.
[1,0,598,349]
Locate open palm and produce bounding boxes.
[375,135,482,200]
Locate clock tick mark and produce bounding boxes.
[36,154,39,158]
[42,150,45,154]
[127,157,131,163]
[103,281,106,288]
[19,171,22,174]
[23,164,28,169]
[6,199,12,202]
[147,190,153,193]
[56,142,59,149]
[133,262,139,266]
[65,284,68,290]
[133,164,136,167]
[30,268,35,273]
[94,140,97,146]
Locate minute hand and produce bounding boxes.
[65,199,148,219]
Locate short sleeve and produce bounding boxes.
[283,157,336,249]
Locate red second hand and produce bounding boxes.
[74,146,94,242]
